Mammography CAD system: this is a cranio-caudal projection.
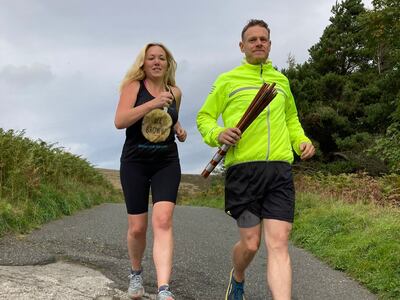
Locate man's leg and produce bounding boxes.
[263,219,292,300]
[232,223,262,282]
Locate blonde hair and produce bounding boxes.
[119,43,177,93]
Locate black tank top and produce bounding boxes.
[121,80,179,162]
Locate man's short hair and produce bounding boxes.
[241,19,270,40]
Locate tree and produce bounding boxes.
[309,0,368,75]
[282,0,400,174]
[286,52,296,70]
[360,0,400,74]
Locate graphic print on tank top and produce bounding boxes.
[141,85,175,143]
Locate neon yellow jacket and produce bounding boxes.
[197,59,311,168]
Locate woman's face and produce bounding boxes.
[143,45,168,80]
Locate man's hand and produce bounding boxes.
[300,142,315,160]
[218,128,242,145]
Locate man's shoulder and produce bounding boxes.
[212,65,241,87]
[268,66,289,80]
[266,67,291,88]
[217,64,242,78]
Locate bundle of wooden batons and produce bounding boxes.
[201,82,278,178]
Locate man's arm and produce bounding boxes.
[285,84,315,159]
[196,77,228,147]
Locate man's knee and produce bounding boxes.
[264,220,291,252]
[266,229,291,253]
[266,237,289,253]
[242,234,261,253]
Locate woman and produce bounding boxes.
[115,43,186,300]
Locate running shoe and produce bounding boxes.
[225,268,245,300]
[156,285,175,300]
[128,270,144,299]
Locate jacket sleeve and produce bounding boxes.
[284,83,311,155]
[196,76,227,147]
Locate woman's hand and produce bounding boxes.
[152,91,174,109]
[174,122,187,142]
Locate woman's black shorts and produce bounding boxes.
[120,159,181,215]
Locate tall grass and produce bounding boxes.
[295,172,400,207]
[0,128,121,236]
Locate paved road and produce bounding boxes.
[0,204,377,299]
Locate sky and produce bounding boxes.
[0,0,372,174]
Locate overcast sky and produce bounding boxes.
[0,0,372,174]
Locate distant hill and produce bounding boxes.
[96,169,213,199]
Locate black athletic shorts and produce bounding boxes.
[120,159,181,215]
[225,161,295,223]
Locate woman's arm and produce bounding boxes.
[174,120,187,142]
[171,86,186,142]
[114,81,172,129]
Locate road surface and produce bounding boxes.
[0,204,377,299]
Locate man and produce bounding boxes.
[196,19,315,300]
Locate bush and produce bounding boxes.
[368,123,400,173]
[0,128,120,236]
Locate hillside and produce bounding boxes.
[0,129,121,237]
[97,168,213,199]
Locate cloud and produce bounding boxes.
[0,0,372,174]
[0,63,54,87]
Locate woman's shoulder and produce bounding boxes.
[121,80,141,95]
[170,85,182,98]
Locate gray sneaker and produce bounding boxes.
[128,271,144,299]
[156,286,175,300]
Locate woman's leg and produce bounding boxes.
[152,201,175,288]
[120,162,151,270]
[127,213,148,270]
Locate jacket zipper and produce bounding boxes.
[260,63,270,161]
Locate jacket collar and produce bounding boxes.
[241,58,273,70]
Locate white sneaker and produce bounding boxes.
[127,272,144,299]
[156,285,175,300]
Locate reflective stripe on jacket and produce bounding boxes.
[196,59,311,168]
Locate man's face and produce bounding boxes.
[240,25,271,65]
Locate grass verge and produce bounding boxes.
[179,177,399,299]
[292,193,400,299]
[0,128,121,237]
